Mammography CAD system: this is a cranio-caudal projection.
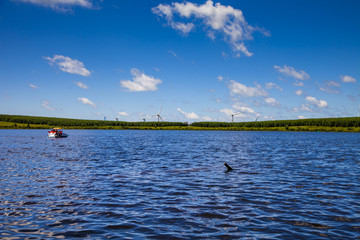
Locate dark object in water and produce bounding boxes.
[224,162,233,171]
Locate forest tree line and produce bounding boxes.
[1,114,360,129]
[0,114,188,127]
[191,117,360,128]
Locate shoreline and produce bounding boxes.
[1,115,360,133]
[1,122,359,133]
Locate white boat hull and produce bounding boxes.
[48,132,68,138]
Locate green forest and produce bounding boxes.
[1,114,360,132]
[0,114,187,129]
[191,117,360,128]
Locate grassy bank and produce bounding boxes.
[1,114,360,132]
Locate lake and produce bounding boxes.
[0,130,359,239]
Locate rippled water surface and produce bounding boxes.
[0,130,359,239]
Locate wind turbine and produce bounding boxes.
[155,106,164,122]
[231,112,242,122]
[137,113,148,122]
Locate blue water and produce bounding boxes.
[0,130,359,239]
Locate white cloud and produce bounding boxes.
[29,84,38,89]
[42,100,55,111]
[217,75,224,81]
[262,115,275,120]
[295,89,304,96]
[326,81,341,87]
[340,75,356,83]
[120,68,162,92]
[177,108,200,119]
[17,0,93,11]
[306,96,328,108]
[152,0,268,57]
[220,108,234,116]
[44,55,91,77]
[274,65,310,80]
[264,97,279,106]
[265,82,283,91]
[221,108,245,119]
[74,81,88,89]
[78,97,97,109]
[228,80,267,97]
[232,104,255,114]
[168,50,178,58]
[118,112,129,116]
[293,104,313,112]
[221,105,256,119]
[293,80,305,87]
[319,81,340,94]
[201,116,213,121]
[298,115,306,119]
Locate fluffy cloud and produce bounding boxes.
[232,104,256,114]
[152,0,268,57]
[293,96,328,112]
[44,55,91,77]
[319,81,340,94]
[306,96,328,108]
[326,81,340,87]
[177,108,200,119]
[220,108,235,116]
[29,84,38,89]
[293,80,305,87]
[265,82,283,91]
[293,104,312,113]
[17,0,93,11]
[220,108,247,120]
[42,100,55,111]
[228,80,267,97]
[201,116,213,121]
[274,65,310,80]
[74,81,88,89]
[264,97,279,106]
[295,89,304,96]
[168,50,178,58]
[120,68,162,92]
[340,75,356,83]
[78,97,97,109]
[221,105,256,120]
[118,112,129,116]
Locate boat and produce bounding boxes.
[48,128,68,138]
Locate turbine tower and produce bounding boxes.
[231,112,242,122]
[155,106,164,122]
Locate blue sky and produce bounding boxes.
[1,0,359,122]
